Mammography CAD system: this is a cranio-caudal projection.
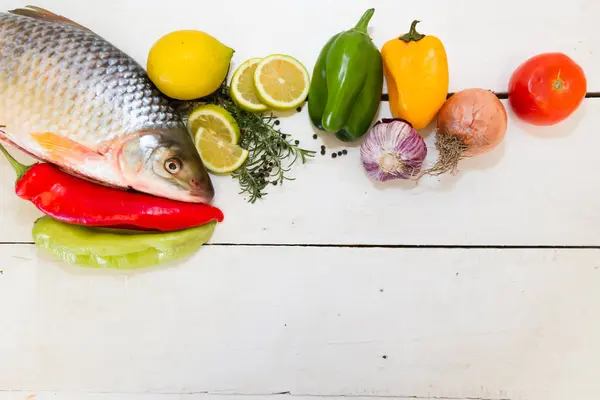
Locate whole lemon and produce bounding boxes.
[147,30,234,100]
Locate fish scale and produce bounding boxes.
[0,12,182,146]
[0,7,214,204]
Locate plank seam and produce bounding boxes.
[3,241,600,249]
[376,91,600,102]
[206,243,600,249]
[0,389,510,400]
[305,92,600,102]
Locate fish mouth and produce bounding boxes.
[131,176,215,204]
[152,182,214,204]
[186,177,215,204]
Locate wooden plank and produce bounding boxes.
[3,0,599,93]
[1,245,600,400]
[0,394,470,400]
[0,395,471,400]
[0,394,501,400]
[1,100,600,245]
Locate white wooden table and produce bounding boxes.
[1,1,600,399]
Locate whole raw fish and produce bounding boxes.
[0,6,214,203]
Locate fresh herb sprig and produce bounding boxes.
[201,85,315,203]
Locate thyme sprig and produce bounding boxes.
[183,84,315,203]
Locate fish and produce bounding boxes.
[0,6,215,204]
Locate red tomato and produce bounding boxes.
[508,52,587,126]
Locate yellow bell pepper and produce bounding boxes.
[381,20,449,130]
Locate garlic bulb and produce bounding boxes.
[360,118,427,181]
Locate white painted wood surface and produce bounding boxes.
[0,396,450,400]
[0,1,599,400]
[0,1,598,245]
[2,246,600,400]
[2,100,600,245]
[4,0,599,93]
[0,396,455,400]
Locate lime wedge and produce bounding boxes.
[194,127,248,174]
[230,58,269,113]
[187,104,240,144]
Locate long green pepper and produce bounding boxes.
[308,8,383,142]
[33,217,216,269]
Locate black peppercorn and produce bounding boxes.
[320,150,326,155]
[296,107,302,112]
[295,140,299,145]
[313,134,318,139]
[272,181,278,186]
[280,133,286,139]
[332,153,337,159]
[342,149,348,155]
[337,151,342,156]
[275,120,280,126]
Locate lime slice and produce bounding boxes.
[230,58,269,113]
[194,127,249,174]
[187,104,240,144]
[253,54,310,111]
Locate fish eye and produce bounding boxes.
[165,157,182,174]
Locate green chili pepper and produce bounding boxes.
[32,216,216,269]
[308,8,383,142]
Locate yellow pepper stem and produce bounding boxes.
[399,20,425,42]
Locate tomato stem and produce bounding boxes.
[399,20,426,42]
[553,78,565,91]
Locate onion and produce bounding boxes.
[425,88,508,175]
[360,118,427,181]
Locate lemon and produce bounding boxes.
[230,58,268,113]
[147,30,234,100]
[187,104,240,144]
[253,54,310,111]
[194,127,249,174]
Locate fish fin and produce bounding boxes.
[0,126,45,162]
[8,6,93,32]
[30,132,103,165]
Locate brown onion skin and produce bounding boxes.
[437,88,508,156]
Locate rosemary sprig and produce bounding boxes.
[186,84,315,203]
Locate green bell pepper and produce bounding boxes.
[308,8,383,142]
[32,216,216,269]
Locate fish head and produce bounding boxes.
[118,128,214,204]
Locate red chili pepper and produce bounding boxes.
[0,144,224,232]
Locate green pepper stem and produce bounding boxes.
[0,142,31,182]
[354,8,375,33]
[399,20,426,42]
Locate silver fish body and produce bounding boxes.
[0,7,214,203]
